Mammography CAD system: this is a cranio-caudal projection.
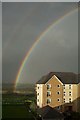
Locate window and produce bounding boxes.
[37,99,39,102]
[58,98,60,102]
[69,91,71,96]
[64,99,65,103]
[64,91,66,96]
[38,87,39,89]
[57,106,61,110]
[47,84,51,89]
[57,91,60,95]
[47,91,51,97]
[69,85,71,89]
[47,98,51,104]
[57,85,60,88]
[69,98,71,103]
[39,115,41,117]
[37,93,39,95]
[63,85,65,89]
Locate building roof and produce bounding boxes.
[36,72,80,84]
[37,105,64,119]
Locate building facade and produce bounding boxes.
[36,72,80,113]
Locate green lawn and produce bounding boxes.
[2,93,35,104]
[2,104,34,118]
[2,93,36,119]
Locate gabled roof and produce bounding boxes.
[36,72,79,84]
[37,105,64,119]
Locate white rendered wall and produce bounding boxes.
[63,84,78,103]
[36,84,43,108]
[63,84,73,103]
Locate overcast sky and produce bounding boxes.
[2,2,78,85]
[0,2,2,86]
[2,0,79,2]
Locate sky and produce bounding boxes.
[2,2,78,86]
[2,0,79,2]
[0,2,2,86]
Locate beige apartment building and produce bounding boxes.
[36,72,80,113]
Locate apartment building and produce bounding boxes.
[36,72,80,112]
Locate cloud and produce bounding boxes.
[2,0,79,2]
[2,2,78,84]
[18,8,78,84]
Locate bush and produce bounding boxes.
[30,102,36,112]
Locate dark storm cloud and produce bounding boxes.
[2,2,78,83]
[20,9,78,84]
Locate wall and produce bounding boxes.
[42,75,63,111]
[77,83,80,112]
[36,84,43,108]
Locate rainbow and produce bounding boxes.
[14,8,78,90]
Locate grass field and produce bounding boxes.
[2,93,36,119]
[2,83,36,119]
[2,93,35,104]
[2,104,34,118]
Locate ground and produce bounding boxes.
[2,93,36,119]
